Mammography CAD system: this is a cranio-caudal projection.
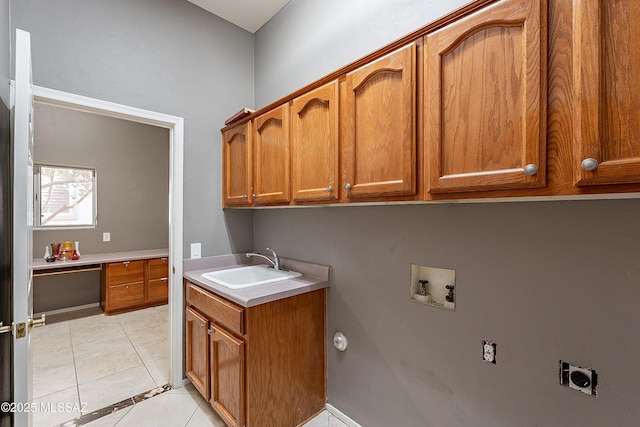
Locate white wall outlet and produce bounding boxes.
[102,232,111,242]
[482,340,496,364]
[190,243,202,259]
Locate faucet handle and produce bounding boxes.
[265,248,280,270]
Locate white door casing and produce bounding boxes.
[12,28,34,427]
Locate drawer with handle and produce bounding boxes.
[107,281,144,310]
[106,260,144,285]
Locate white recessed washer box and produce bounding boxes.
[410,264,456,310]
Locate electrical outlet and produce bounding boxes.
[560,361,597,396]
[102,232,111,242]
[482,340,496,364]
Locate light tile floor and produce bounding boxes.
[32,305,347,427]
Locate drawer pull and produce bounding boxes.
[161,278,168,283]
[161,258,167,263]
[123,261,130,267]
[125,285,129,289]
[581,157,599,171]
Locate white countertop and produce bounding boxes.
[183,254,330,307]
[33,248,169,271]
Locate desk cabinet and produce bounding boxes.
[101,257,169,314]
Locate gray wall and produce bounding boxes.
[254,1,640,426]
[33,103,170,256]
[11,0,255,258]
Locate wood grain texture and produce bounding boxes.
[211,325,245,427]
[291,80,339,203]
[147,257,168,280]
[245,289,326,427]
[106,281,144,311]
[223,121,253,207]
[106,261,144,285]
[186,306,210,400]
[426,0,546,193]
[186,283,245,337]
[573,0,640,185]
[342,43,417,199]
[147,278,168,302]
[254,104,291,205]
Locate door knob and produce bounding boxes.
[27,314,46,332]
[581,158,599,171]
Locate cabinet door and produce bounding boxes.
[253,104,290,205]
[573,0,640,185]
[343,43,417,199]
[185,307,210,400]
[425,0,546,193]
[291,81,339,202]
[210,325,245,427]
[223,121,253,207]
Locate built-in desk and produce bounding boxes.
[33,249,169,314]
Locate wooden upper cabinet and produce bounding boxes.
[291,81,339,203]
[573,0,640,186]
[425,0,546,193]
[342,43,417,199]
[253,104,291,205]
[223,122,253,207]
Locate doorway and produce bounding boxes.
[31,86,184,401]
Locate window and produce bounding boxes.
[34,164,97,228]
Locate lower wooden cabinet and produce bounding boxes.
[185,281,326,427]
[101,257,169,314]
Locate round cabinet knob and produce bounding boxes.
[125,285,129,289]
[327,185,333,193]
[243,194,248,199]
[344,183,352,191]
[251,193,257,199]
[200,323,205,328]
[581,158,599,171]
[524,164,538,176]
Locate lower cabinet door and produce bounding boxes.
[108,281,144,311]
[210,325,245,427]
[185,307,210,400]
[148,278,168,303]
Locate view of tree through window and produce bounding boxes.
[36,165,96,227]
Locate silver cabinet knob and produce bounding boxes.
[123,261,130,267]
[200,323,205,328]
[581,158,599,171]
[327,186,333,193]
[125,285,129,289]
[251,193,257,199]
[524,164,538,176]
[344,183,351,191]
[243,194,248,199]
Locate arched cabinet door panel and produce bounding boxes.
[425,0,547,193]
[342,43,417,200]
[222,121,253,207]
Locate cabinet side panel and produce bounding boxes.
[245,290,326,427]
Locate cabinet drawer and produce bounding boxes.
[106,261,144,285]
[108,281,144,310]
[148,278,169,302]
[148,257,169,280]
[186,283,244,336]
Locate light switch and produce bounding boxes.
[190,243,201,259]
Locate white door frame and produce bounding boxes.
[32,85,185,388]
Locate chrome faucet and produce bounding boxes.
[246,247,281,271]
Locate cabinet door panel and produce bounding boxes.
[210,325,245,427]
[223,122,253,207]
[254,104,290,205]
[426,0,546,193]
[343,43,416,199]
[574,0,640,185]
[292,81,339,202]
[185,307,210,400]
[107,281,144,310]
[147,278,168,303]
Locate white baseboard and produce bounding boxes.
[35,302,101,317]
[326,403,362,427]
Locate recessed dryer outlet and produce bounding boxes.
[410,264,456,310]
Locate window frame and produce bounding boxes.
[34,163,98,230]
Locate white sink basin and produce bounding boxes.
[201,265,302,289]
